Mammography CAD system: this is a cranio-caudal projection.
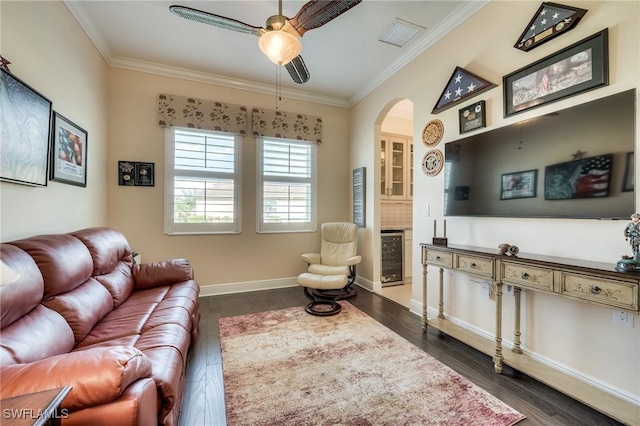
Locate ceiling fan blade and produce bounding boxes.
[289,0,363,36]
[285,56,310,84]
[169,5,264,37]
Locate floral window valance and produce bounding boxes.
[251,108,322,143]
[158,93,248,135]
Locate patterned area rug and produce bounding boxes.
[219,302,525,426]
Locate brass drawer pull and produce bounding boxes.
[521,272,530,280]
[435,256,441,261]
[590,285,602,295]
[471,262,477,268]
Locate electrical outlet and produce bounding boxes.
[504,285,514,296]
[480,281,492,298]
[612,310,634,327]
[423,205,430,217]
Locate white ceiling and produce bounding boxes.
[64,0,486,108]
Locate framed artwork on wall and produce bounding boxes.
[118,161,155,186]
[544,154,612,200]
[500,169,538,200]
[459,100,486,134]
[514,2,588,52]
[0,68,52,186]
[50,112,88,187]
[503,28,609,117]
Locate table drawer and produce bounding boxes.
[426,249,452,268]
[501,262,554,292]
[454,254,494,278]
[559,273,639,311]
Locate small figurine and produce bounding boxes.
[498,243,519,256]
[616,213,640,272]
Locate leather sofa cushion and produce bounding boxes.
[0,304,75,365]
[72,227,133,275]
[0,245,44,328]
[134,259,193,290]
[95,261,134,308]
[0,346,152,411]
[9,234,94,299]
[42,278,113,343]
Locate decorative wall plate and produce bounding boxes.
[422,119,444,146]
[422,149,444,176]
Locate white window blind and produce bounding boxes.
[257,138,317,233]
[165,128,241,234]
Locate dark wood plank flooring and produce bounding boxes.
[178,286,625,426]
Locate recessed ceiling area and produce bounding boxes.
[64,1,486,107]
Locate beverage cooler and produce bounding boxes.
[381,230,404,286]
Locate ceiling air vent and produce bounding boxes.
[379,18,425,47]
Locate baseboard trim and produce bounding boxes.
[199,277,298,297]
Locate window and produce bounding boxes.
[257,137,317,233]
[165,128,241,234]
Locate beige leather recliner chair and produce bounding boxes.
[298,222,362,315]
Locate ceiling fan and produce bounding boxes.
[169,0,362,84]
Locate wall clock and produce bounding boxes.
[422,149,444,177]
[422,119,444,147]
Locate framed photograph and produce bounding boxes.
[0,68,52,186]
[622,152,634,192]
[118,161,155,186]
[459,100,486,134]
[544,154,612,200]
[501,169,538,200]
[50,112,88,187]
[503,28,608,117]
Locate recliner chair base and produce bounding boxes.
[303,287,343,316]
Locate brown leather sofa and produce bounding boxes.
[0,227,200,426]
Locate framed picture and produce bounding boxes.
[0,68,52,186]
[459,100,486,134]
[503,28,608,117]
[50,112,88,187]
[622,152,634,192]
[501,169,538,200]
[544,154,612,200]
[118,161,155,186]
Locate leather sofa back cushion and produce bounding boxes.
[0,245,44,328]
[134,259,193,290]
[0,304,75,364]
[94,261,134,308]
[9,234,93,299]
[42,278,113,343]
[72,227,133,275]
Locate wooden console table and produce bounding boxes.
[420,243,639,425]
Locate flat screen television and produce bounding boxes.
[444,89,635,219]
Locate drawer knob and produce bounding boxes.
[521,272,530,280]
[590,285,602,295]
[436,256,441,261]
[471,262,477,268]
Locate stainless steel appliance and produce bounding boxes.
[381,230,403,286]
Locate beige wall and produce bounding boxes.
[0,1,108,241]
[351,0,639,403]
[107,68,350,288]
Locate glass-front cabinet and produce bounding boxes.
[381,134,412,201]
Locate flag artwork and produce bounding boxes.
[431,67,495,114]
[515,2,587,52]
[544,154,612,200]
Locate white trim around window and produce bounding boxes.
[164,127,242,235]
[256,137,317,233]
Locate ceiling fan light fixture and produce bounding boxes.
[259,30,302,65]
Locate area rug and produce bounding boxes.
[219,302,525,426]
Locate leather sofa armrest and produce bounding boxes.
[133,258,193,290]
[0,346,152,412]
[345,255,362,266]
[301,253,321,264]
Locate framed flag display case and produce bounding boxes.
[431,67,495,115]
[514,2,587,52]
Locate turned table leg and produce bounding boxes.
[438,267,445,319]
[494,281,504,373]
[421,247,429,332]
[512,286,523,354]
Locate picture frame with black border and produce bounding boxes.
[501,169,538,200]
[50,112,88,187]
[118,161,154,186]
[459,100,486,134]
[503,28,609,117]
[0,68,52,187]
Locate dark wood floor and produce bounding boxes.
[178,286,624,426]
